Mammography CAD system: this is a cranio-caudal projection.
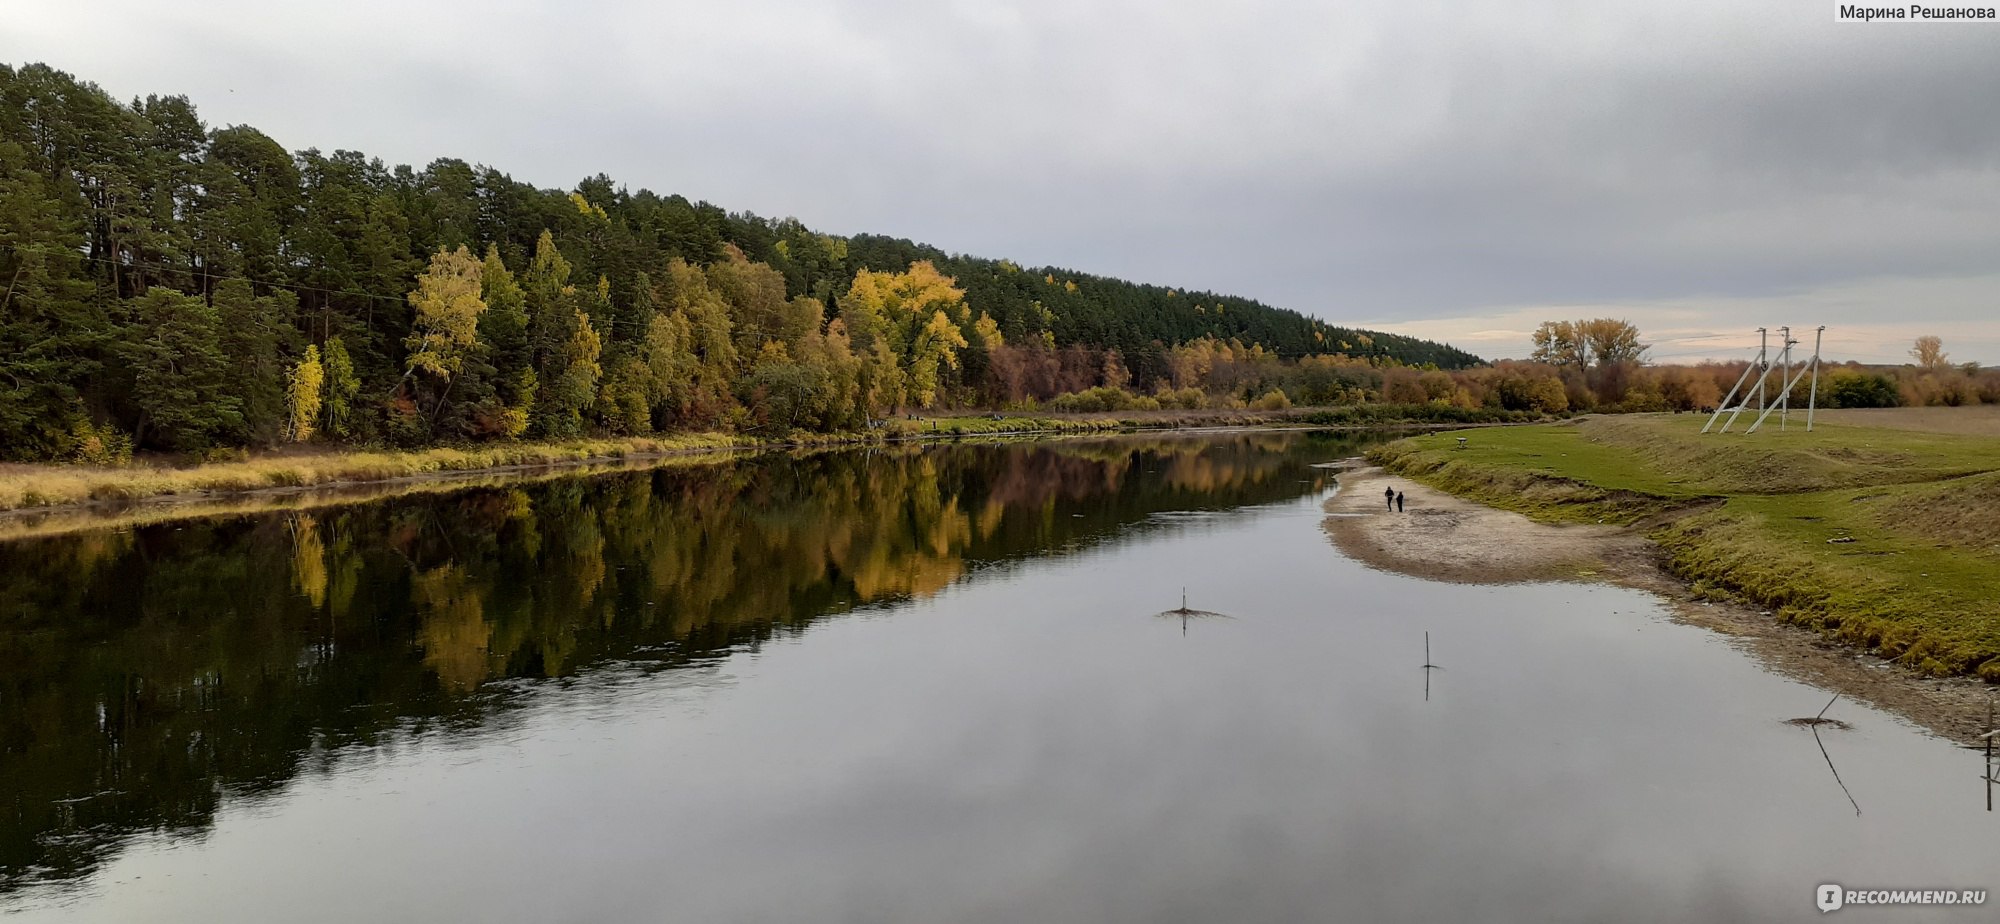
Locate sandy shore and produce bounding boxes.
[1324,463,1997,745]
[1322,464,1649,584]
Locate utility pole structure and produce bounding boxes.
[1729,335,1787,433]
[1705,329,1772,434]
[1757,327,1768,414]
[1779,326,1792,430]
[1805,326,1825,432]
[1747,327,1821,434]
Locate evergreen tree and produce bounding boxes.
[126,288,242,450]
[531,298,602,438]
[322,336,361,439]
[212,278,296,444]
[0,128,104,456]
[474,245,533,437]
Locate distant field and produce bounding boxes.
[1811,405,2000,436]
[1374,411,2000,680]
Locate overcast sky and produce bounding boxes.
[7,1,1997,364]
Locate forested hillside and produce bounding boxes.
[0,62,1478,460]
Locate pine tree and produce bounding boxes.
[126,288,242,450]
[0,132,104,457]
[322,336,361,438]
[212,278,296,444]
[531,300,602,439]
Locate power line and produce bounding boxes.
[1647,346,1760,361]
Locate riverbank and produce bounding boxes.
[0,417,1111,516]
[1366,410,2000,684]
[1321,464,1648,583]
[0,407,1533,523]
[1323,461,1999,744]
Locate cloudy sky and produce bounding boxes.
[7,1,1997,364]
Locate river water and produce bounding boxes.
[0,431,1992,923]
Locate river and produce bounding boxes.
[0,431,1991,922]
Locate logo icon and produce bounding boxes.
[1818,884,1844,913]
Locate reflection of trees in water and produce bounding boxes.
[0,431,1374,892]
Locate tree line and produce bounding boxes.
[0,62,1482,461]
[1514,324,1996,415]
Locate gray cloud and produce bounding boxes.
[6,0,1995,360]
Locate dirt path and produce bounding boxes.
[1324,463,1998,745]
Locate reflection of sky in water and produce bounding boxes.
[0,433,1355,900]
[4,434,1994,923]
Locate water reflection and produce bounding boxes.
[0,430,1375,893]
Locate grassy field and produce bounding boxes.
[1372,411,2000,680]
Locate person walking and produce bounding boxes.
[1396,491,1405,513]
[1384,485,1396,510]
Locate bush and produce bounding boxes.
[68,418,134,466]
[383,395,434,447]
[198,446,250,464]
[1493,373,1569,413]
[1050,386,1160,413]
[1250,388,1292,411]
[1153,386,1208,410]
[1823,371,1900,409]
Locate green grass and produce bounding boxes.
[1372,412,2000,680]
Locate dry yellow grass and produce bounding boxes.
[0,434,752,513]
[0,450,755,542]
[0,416,1179,520]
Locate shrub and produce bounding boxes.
[1250,388,1292,411]
[1153,386,1208,410]
[69,418,134,466]
[1050,386,1159,413]
[1823,370,1900,409]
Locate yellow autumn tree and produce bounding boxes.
[404,245,487,380]
[838,261,970,410]
[286,344,324,442]
[1911,335,1949,371]
[661,259,738,426]
[972,312,1004,352]
[909,310,970,407]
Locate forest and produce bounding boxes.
[0,62,1482,461]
